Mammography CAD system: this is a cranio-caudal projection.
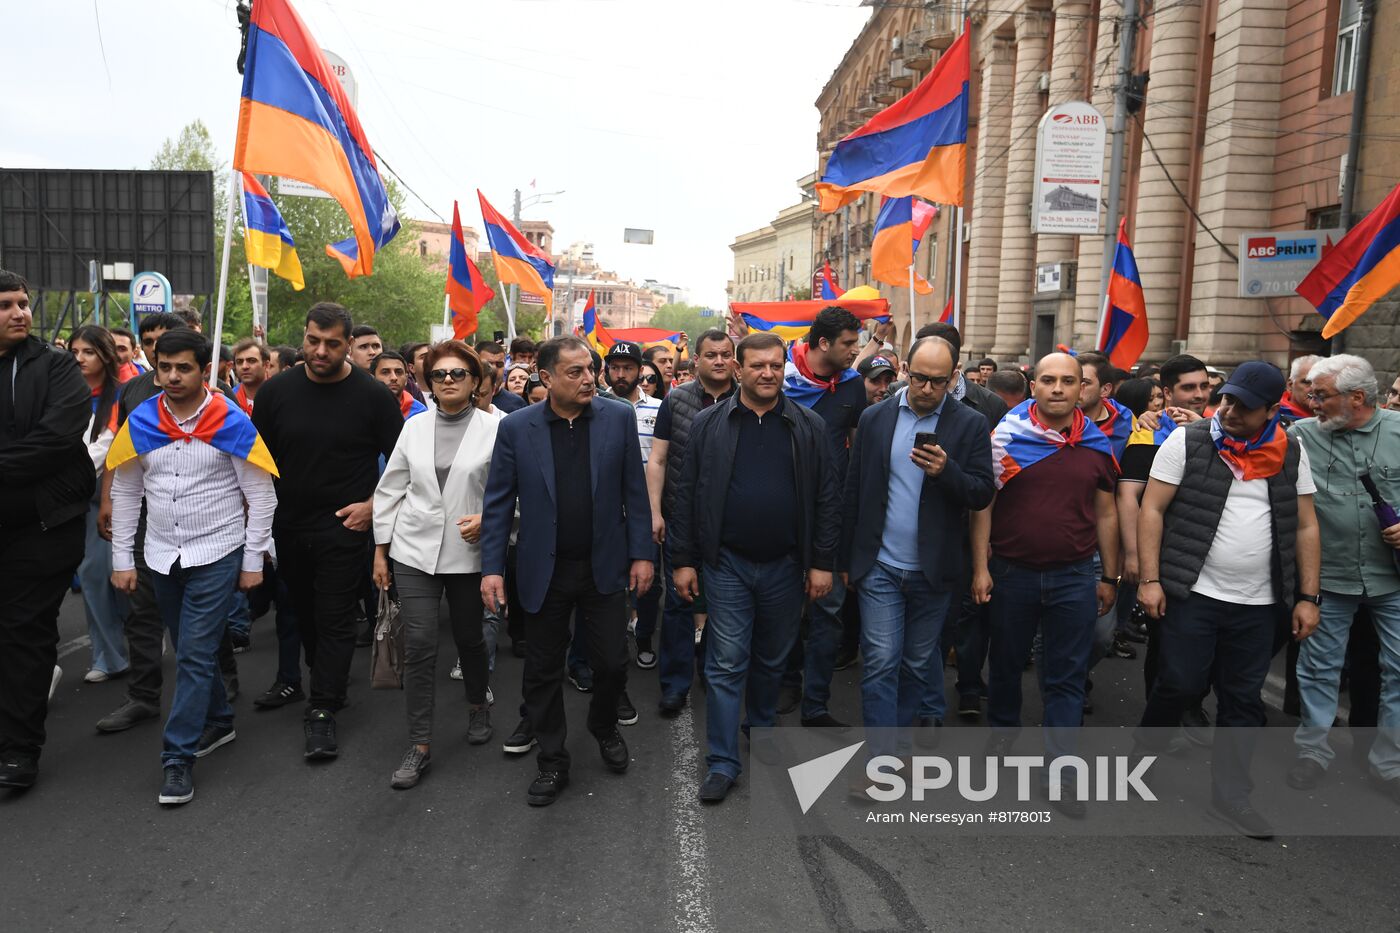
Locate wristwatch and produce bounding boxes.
[1099,575,1121,587]
[1297,593,1322,606]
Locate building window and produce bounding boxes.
[1334,0,1361,94]
[1309,206,1342,230]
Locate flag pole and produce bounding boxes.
[442,294,451,331]
[907,263,917,354]
[209,168,239,387]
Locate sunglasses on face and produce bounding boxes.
[429,368,471,384]
[639,375,658,384]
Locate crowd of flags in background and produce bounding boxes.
[228,0,1399,362]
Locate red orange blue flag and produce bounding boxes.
[581,291,613,353]
[609,328,684,346]
[871,196,934,295]
[991,401,1116,490]
[479,190,555,312]
[938,297,954,325]
[731,299,891,344]
[1097,219,1148,370]
[446,201,494,340]
[107,391,278,477]
[240,173,304,290]
[1296,181,1400,338]
[816,26,969,212]
[820,261,840,300]
[234,0,399,278]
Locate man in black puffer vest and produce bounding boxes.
[1134,362,1322,840]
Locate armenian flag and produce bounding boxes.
[234,0,399,278]
[581,291,614,353]
[991,400,1116,489]
[785,341,862,409]
[609,327,684,346]
[1296,181,1400,338]
[730,298,891,343]
[1096,397,1135,461]
[816,26,969,212]
[1097,219,1148,370]
[938,297,954,325]
[398,391,427,420]
[1210,412,1287,481]
[871,196,935,294]
[446,201,494,340]
[820,261,840,300]
[241,173,304,291]
[479,190,555,312]
[107,392,278,477]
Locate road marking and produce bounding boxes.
[57,635,92,661]
[669,701,715,933]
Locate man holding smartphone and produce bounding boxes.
[480,337,654,807]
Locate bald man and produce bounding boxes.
[970,353,1121,816]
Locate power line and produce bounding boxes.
[1134,111,1237,263]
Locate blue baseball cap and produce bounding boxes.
[1220,361,1285,410]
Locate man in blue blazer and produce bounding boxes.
[481,336,654,806]
[840,336,995,760]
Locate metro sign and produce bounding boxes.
[1246,237,1318,262]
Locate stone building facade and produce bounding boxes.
[728,196,819,305]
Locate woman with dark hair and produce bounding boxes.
[68,325,130,683]
[373,340,499,788]
[1114,377,1164,418]
[521,371,547,405]
[638,358,665,400]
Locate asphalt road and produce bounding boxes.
[3,593,1398,933]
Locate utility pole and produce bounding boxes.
[842,205,851,287]
[1336,0,1376,354]
[505,187,522,340]
[778,250,786,300]
[1097,0,1139,314]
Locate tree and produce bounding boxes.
[649,302,721,346]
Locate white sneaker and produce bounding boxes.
[84,669,109,684]
[49,666,63,701]
[449,659,463,681]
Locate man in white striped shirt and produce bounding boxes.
[110,330,277,806]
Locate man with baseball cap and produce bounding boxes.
[858,355,897,405]
[1134,360,1321,839]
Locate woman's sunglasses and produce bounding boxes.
[429,368,471,384]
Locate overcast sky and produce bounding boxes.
[7,0,870,307]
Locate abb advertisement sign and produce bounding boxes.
[1032,102,1107,235]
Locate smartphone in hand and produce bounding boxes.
[914,431,938,451]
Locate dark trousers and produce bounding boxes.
[0,517,84,760]
[395,563,488,743]
[122,550,165,708]
[951,591,990,701]
[523,559,628,772]
[505,546,525,647]
[1138,593,1277,807]
[1347,608,1382,728]
[275,523,369,713]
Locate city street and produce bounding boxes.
[4,594,1398,932]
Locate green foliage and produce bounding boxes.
[790,285,812,301]
[650,302,724,345]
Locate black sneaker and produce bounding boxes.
[658,693,685,718]
[617,691,639,726]
[158,761,195,805]
[354,612,373,648]
[832,647,859,671]
[1181,707,1212,747]
[1111,632,1138,659]
[568,665,594,693]
[95,699,161,733]
[776,684,801,715]
[253,681,305,710]
[466,708,492,745]
[231,632,252,654]
[598,728,629,773]
[1209,800,1274,839]
[957,693,981,719]
[527,770,569,806]
[801,712,850,731]
[303,709,339,760]
[194,723,236,759]
[391,746,431,789]
[0,753,38,789]
[1286,757,1326,790]
[698,771,735,803]
[914,716,943,749]
[635,637,657,670]
[503,718,536,755]
[1120,622,1149,644]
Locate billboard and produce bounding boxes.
[0,168,216,294]
[1238,228,1345,298]
[1032,102,1107,235]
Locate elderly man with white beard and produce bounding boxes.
[1286,354,1400,804]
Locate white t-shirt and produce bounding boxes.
[1149,428,1315,605]
[631,393,661,464]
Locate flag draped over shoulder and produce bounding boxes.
[1296,181,1400,338]
[446,200,494,340]
[991,401,1116,490]
[1097,219,1148,370]
[871,196,935,294]
[479,190,555,311]
[731,299,890,343]
[241,172,304,290]
[234,0,399,278]
[783,340,862,409]
[106,392,278,477]
[816,27,969,211]
[1096,397,1135,461]
[399,391,427,420]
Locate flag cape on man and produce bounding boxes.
[446,200,494,340]
[1296,181,1400,338]
[992,400,1117,489]
[240,172,304,290]
[234,0,399,278]
[479,190,555,311]
[107,392,279,477]
[815,27,969,211]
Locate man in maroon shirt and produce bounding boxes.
[971,353,1120,814]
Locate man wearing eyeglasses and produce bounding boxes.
[1286,354,1400,804]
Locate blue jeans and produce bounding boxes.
[782,573,846,719]
[78,497,129,675]
[987,556,1098,733]
[658,539,699,700]
[1296,588,1400,778]
[226,592,251,642]
[943,592,988,707]
[1137,592,1276,807]
[858,561,953,756]
[702,549,804,780]
[151,550,241,765]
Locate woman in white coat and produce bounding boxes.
[373,340,502,789]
